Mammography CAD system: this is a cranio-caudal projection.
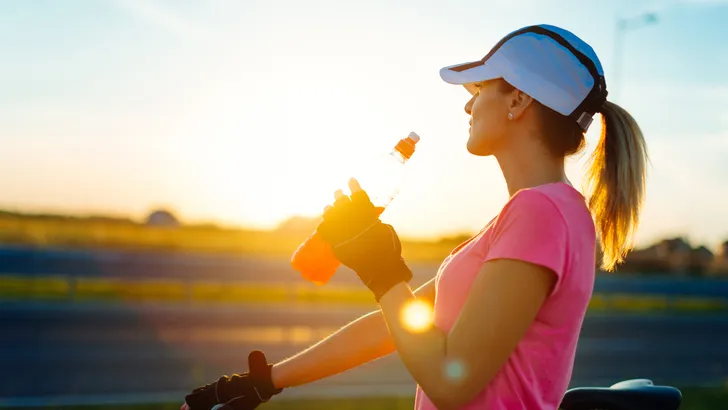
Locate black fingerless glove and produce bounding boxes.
[185,350,282,410]
[317,189,412,301]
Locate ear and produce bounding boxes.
[507,89,534,121]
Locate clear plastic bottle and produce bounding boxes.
[291,132,421,285]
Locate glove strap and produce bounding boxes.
[248,351,283,400]
[251,365,282,401]
[369,259,413,302]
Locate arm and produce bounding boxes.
[377,192,567,409]
[379,260,556,409]
[312,182,565,408]
[180,282,436,410]
[270,277,436,389]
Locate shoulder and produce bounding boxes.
[484,185,579,284]
[495,186,566,230]
[498,183,592,228]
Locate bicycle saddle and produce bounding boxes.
[560,378,682,410]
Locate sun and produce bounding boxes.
[280,147,359,218]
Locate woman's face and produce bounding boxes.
[464,80,513,157]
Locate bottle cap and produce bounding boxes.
[395,131,420,159]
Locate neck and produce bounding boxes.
[494,141,568,197]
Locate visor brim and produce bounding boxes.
[439,60,501,95]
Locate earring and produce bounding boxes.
[508,113,514,120]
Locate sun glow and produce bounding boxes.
[401,299,434,333]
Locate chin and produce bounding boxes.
[466,138,493,157]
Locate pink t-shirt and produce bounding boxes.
[415,182,596,410]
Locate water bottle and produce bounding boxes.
[290,132,421,285]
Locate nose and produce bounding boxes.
[464,95,475,115]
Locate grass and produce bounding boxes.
[0,214,466,263]
[2,397,415,410]
[2,213,728,312]
[679,386,728,409]
[6,387,728,410]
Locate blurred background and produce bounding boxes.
[1,0,728,409]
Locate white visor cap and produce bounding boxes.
[440,24,607,131]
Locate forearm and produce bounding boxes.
[379,283,454,408]
[270,309,395,389]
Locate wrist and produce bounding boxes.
[378,282,414,309]
[270,362,287,390]
[258,364,284,399]
[369,260,413,302]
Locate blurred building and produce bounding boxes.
[145,209,180,228]
[709,240,728,276]
[688,245,714,275]
[619,237,717,276]
[656,238,692,273]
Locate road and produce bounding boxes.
[1,300,727,404]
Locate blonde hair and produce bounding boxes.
[585,101,648,271]
[497,79,648,271]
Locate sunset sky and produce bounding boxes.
[2,0,728,250]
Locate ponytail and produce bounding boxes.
[510,75,649,271]
[585,101,648,271]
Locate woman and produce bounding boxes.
[183,23,647,410]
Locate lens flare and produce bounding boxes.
[400,299,434,333]
[444,358,466,383]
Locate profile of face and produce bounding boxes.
[464,79,533,156]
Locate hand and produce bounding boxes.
[316,178,413,302]
[183,350,282,410]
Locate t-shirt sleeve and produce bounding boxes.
[484,190,569,290]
